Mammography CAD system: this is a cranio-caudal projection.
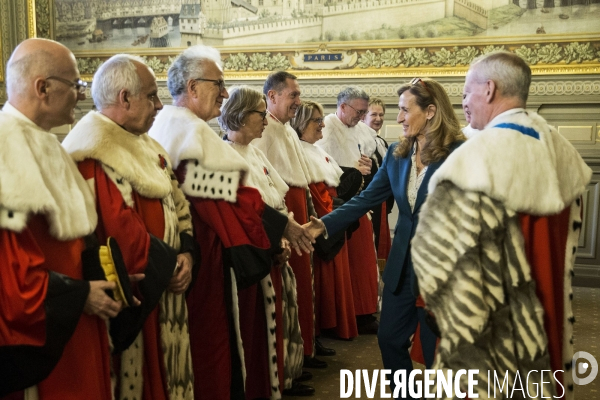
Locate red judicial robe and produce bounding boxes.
[63,111,194,400]
[253,115,316,357]
[300,140,358,339]
[316,114,380,318]
[225,140,305,393]
[310,183,358,339]
[0,104,108,399]
[0,219,112,400]
[150,106,287,399]
[78,159,174,400]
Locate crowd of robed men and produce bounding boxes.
[0,37,592,400]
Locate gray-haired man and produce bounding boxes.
[315,86,380,334]
[62,54,195,400]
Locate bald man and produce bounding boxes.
[0,39,122,399]
[63,54,196,400]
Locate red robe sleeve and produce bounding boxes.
[76,159,176,353]
[77,159,153,274]
[0,228,48,348]
[0,225,90,396]
[176,161,286,289]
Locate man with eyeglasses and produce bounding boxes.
[149,46,314,400]
[251,70,324,396]
[63,54,196,400]
[0,38,124,399]
[315,86,380,335]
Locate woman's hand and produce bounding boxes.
[303,216,326,240]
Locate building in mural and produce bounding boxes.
[53,0,600,49]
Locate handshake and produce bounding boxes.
[283,212,326,256]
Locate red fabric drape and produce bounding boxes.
[78,159,169,400]
[310,182,357,339]
[284,186,314,355]
[377,201,392,261]
[0,215,112,400]
[346,215,378,316]
[179,161,275,399]
[519,208,570,389]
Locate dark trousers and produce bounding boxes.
[377,270,437,399]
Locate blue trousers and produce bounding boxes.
[377,271,437,399]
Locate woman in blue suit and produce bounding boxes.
[308,78,465,398]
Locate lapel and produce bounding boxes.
[396,155,413,216]
[413,158,443,214]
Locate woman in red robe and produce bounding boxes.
[291,101,359,341]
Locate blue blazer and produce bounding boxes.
[322,141,462,293]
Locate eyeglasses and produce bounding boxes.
[344,103,368,117]
[250,110,268,120]
[194,78,226,91]
[46,76,87,94]
[410,77,432,96]
[309,117,324,124]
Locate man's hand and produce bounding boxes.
[84,280,123,321]
[357,155,372,175]
[283,212,315,256]
[303,216,326,241]
[169,252,193,294]
[128,273,145,306]
[274,238,292,266]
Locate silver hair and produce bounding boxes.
[469,51,531,103]
[6,49,58,100]
[218,86,265,132]
[336,86,369,107]
[91,54,149,111]
[167,45,222,100]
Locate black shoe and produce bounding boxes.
[283,381,315,396]
[295,370,313,382]
[303,356,328,369]
[315,338,336,356]
[357,320,379,335]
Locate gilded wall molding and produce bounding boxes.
[70,38,600,80]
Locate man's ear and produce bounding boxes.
[34,78,48,99]
[267,89,277,104]
[485,80,496,104]
[187,79,198,98]
[118,89,130,109]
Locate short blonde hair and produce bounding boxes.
[218,86,265,132]
[394,78,464,164]
[290,100,324,139]
[368,97,386,114]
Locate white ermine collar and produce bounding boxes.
[63,111,172,199]
[299,141,342,187]
[315,114,377,168]
[149,105,249,173]
[0,103,97,239]
[251,114,311,188]
[226,141,289,209]
[149,106,249,202]
[430,109,592,215]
